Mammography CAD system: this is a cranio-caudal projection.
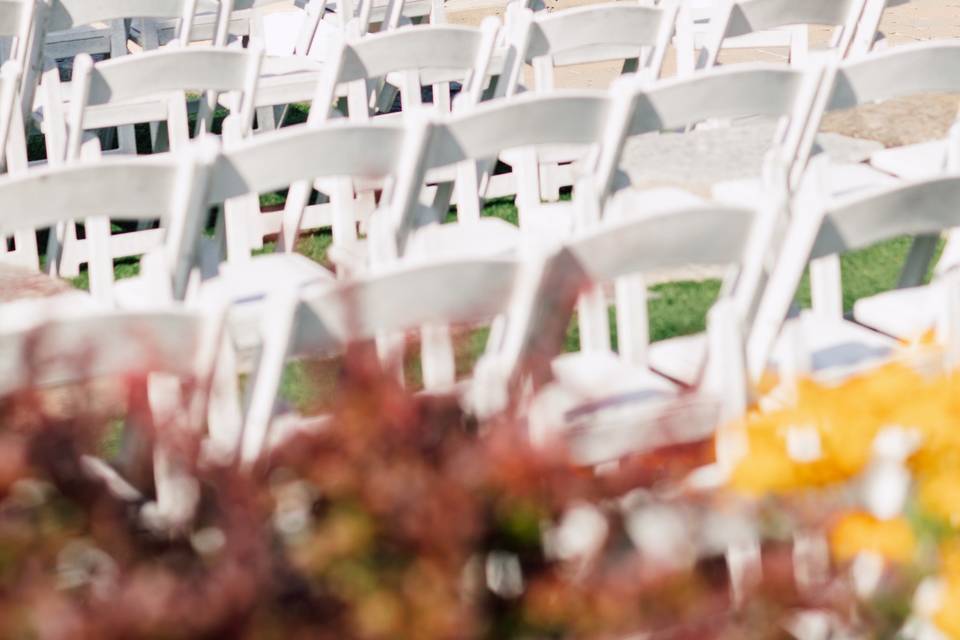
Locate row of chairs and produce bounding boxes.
[4,35,960,510]
[0,0,900,278]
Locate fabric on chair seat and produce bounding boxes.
[531,350,720,465]
[550,350,678,401]
[853,286,938,341]
[648,332,707,386]
[406,217,520,261]
[870,140,948,180]
[768,311,897,383]
[200,253,335,355]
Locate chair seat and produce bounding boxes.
[406,217,520,261]
[648,332,707,385]
[530,350,723,465]
[520,200,577,248]
[853,286,937,341]
[768,311,897,383]
[869,140,947,180]
[201,253,335,354]
[551,350,678,400]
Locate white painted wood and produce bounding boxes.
[524,1,679,88]
[511,198,763,464]
[0,145,214,301]
[210,118,406,261]
[678,0,869,74]
[747,169,960,382]
[383,91,613,260]
[52,47,263,277]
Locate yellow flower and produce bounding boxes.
[919,469,960,528]
[829,511,916,564]
[935,543,960,638]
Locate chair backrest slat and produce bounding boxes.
[627,65,809,135]
[338,25,486,83]
[292,257,519,356]
[827,42,960,111]
[722,0,858,37]
[0,306,210,394]
[208,122,407,203]
[0,158,180,237]
[47,0,196,31]
[424,92,611,169]
[811,177,960,260]
[526,3,672,63]
[568,205,756,284]
[83,47,263,107]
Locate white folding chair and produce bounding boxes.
[200,118,407,288]
[0,0,43,124]
[503,196,764,465]
[590,63,823,212]
[65,46,264,159]
[236,254,521,463]
[492,1,678,203]
[0,61,38,269]
[745,168,960,389]
[783,41,960,329]
[312,20,501,123]
[35,0,215,159]
[677,0,868,74]
[0,297,225,528]
[0,144,216,304]
[241,19,501,257]
[357,90,616,272]
[520,1,678,92]
[49,47,263,278]
[803,42,960,191]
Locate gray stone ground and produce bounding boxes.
[621,122,882,196]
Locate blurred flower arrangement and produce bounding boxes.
[729,362,960,639]
[4,341,960,638]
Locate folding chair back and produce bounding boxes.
[209,120,408,258]
[568,194,761,361]
[682,0,867,73]
[67,46,264,157]
[239,255,520,461]
[43,0,203,59]
[312,20,500,122]
[0,303,218,395]
[0,147,214,301]
[748,174,960,379]
[389,91,613,248]
[595,64,822,197]
[522,1,679,90]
